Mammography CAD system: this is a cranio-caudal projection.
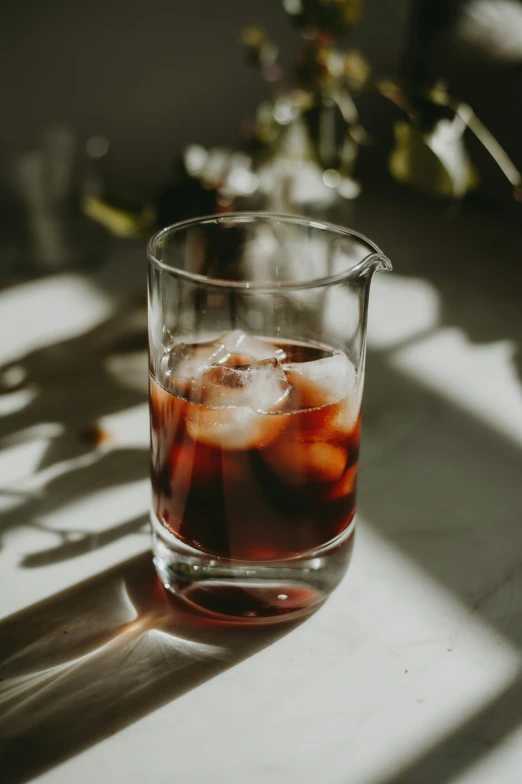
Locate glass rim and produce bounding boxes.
[147,212,390,292]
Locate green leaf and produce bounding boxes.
[389,120,479,199]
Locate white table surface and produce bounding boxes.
[1,194,521,784]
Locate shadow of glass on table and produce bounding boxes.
[0,552,303,784]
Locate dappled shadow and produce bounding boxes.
[344,188,522,782]
[355,186,522,388]
[20,512,148,568]
[371,677,522,784]
[0,302,147,467]
[0,552,301,783]
[1,193,521,782]
[0,290,149,565]
[353,185,522,658]
[361,350,522,649]
[0,448,148,563]
[348,349,522,784]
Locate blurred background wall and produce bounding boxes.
[0,0,413,193]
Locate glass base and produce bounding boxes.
[151,512,355,623]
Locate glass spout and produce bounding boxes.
[352,251,393,279]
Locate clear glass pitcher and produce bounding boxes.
[147,213,392,621]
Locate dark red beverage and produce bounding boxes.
[150,333,360,562]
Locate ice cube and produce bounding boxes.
[325,464,358,500]
[161,339,222,401]
[262,440,348,484]
[200,358,290,412]
[330,392,360,436]
[219,330,277,362]
[285,351,356,407]
[162,331,280,402]
[186,403,286,451]
[162,331,290,449]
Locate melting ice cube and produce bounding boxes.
[284,351,356,407]
[162,330,286,407]
[200,358,290,412]
[219,329,277,362]
[164,331,290,449]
